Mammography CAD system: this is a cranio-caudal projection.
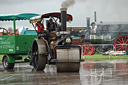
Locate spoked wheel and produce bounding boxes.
[2,56,14,69]
[81,42,94,56]
[0,27,9,35]
[114,35,128,51]
[31,39,47,70]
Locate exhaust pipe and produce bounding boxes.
[94,11,97,22]
[60,8,67,31]
[86,17,90,41]
[86,17,90,32]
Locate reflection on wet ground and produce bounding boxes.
[81,60,128,85]
[0,60,128,85]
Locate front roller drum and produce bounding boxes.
[54,46,81,72]
[57,62,80,72]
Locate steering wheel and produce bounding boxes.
[0,27,9,35]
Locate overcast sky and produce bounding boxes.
[0,0,128,29]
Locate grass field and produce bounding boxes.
[82,54,128,60]
[0,54,128,61]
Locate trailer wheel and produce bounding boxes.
[31,39,47,70]
[81,42,94,56]
[2,56,14,69]
[114,35,128,51]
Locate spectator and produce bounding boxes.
[11,29,19,35]
[34,21,45,32]
[16,29,19,35]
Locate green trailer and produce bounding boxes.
[0,13,38,69]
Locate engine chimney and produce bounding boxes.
[86,17,90,41]
[86,17,90,32]
[60,8,67,31]
[94,11,97,22]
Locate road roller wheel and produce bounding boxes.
[81,42,94,56]
[31,39,47,70]
[114,35,128,51]
[2,56,14,69]
[33,53,47,70]
[57,63,80,72]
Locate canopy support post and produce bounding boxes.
[13,19,16,35]
[32,23,37,33]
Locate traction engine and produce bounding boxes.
[29,8,83,72]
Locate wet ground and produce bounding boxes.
[0,60,128,85]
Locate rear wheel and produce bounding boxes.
[32,51,47,70]
[2,56,14,69]
[114,35,128,51]
[31,39,47,70]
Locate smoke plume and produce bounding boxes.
[61,0,87,8]
[61,0,75,8]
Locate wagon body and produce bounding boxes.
[0,13,39,69]
[0,35,37,54]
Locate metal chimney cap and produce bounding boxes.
[86,17,90,19]
[60,8,67,11]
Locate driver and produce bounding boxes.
[47,19,57,33]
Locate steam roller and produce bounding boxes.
[29,8,82,72]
